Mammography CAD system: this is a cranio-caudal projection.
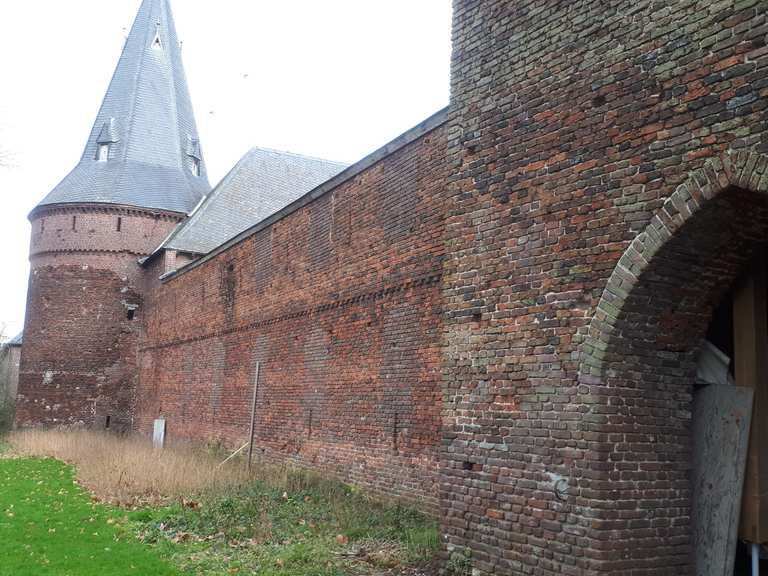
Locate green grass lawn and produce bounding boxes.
[0,457,178,576]
[0,454,439,576]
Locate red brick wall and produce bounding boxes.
[18,1,768,568]
[442,1,768,574]
[30,205,181,259]
[135,124,447,510]
[17,207,182,430]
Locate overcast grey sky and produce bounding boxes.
[0,1,453,338]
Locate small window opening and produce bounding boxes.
[117,217,122,232]
[191,157,200,177]
[105,415,111,429]
[71,215,77,232]
[40,219,45,234]
[126,308,136,321]
[151,24,163,50]
[462,461,473,471]
[97,143,109,162]
[392,412,399,453]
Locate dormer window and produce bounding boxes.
[96,118,119,162]
[97,143,110,162]
[152,22,163,50]
[186,136,202,177]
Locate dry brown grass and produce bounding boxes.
[6,429,250,506]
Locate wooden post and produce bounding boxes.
[247,361,261,472]
[735,252,768,543]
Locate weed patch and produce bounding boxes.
[131,469,439,574]
[6,431,440,575]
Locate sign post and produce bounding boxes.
[247,362,261,472]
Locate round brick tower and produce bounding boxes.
[16,0,209,430]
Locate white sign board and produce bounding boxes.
[153,418,166,449]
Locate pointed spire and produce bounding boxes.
[36,0,210,214]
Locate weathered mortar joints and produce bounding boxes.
[16,0,768,574]
[440,0,768,573]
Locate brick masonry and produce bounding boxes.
[441,1,768,574]
[134,124,447,511]
[16,1,768,573]
[17,206,183,430]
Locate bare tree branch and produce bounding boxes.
[0,118,15,168]
[0,146,11,167]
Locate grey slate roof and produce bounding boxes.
[36,0,210,214]
[163,148,348,255]
[7,332,22,347]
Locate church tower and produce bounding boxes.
[16,0,209,429]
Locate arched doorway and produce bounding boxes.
[577,151,768,574]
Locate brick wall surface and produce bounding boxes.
[16,207,182,430]
[442,1,768,574]
[135,124,447,510]
[17,1,768,572]
[30,205,182,258]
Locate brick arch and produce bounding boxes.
[579,150,768,381]
[573,150,768,573]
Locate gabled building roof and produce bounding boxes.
[162,148,348,255]
[6,332,22,347]
[35,0,210,215]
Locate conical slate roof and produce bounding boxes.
[36,0,210,214]
[163,148,349,255]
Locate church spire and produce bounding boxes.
[36,0,210,214]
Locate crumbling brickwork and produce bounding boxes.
[441,1,768,573]
[17,207,182,430]
[134,123,447,510]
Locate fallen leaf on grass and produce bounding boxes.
[171,532,191,543]
[181,498,200,509]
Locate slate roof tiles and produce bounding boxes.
[36,0,210,214]
[163,148,348,255]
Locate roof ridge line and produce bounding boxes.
[248,146,349,167]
